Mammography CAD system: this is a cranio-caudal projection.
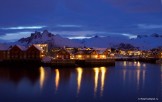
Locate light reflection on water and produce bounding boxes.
[122,61,147,91]
[0,61,161,102]
[93,67,99,97]
[93,67,107,97]
[55,69,60,91]
[100,67,106,97]
[40,66,45,89]
[76,67,83,95]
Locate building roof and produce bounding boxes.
[93,48,107,51]
[33,44,44,51]
[57,48,70,54]
[75,50,97,55]
[16,45,27,51]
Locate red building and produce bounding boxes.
[9,45,26,60]
[26,45,44,60]
[0,44,10,61]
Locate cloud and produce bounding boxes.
[0,29,138,41]
[0,32,32,41]
[52,30,137,39]
[52,31,105,36]
[56,24,82,28]
[122,34,137,39]
[1,26,46,30]
[68,36,92,39]
[138,24,162,29]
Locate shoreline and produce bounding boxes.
[115,58,158,63]
[0,59,115,68]
[0,58,159,68]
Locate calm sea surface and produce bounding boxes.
[0,61,161,102]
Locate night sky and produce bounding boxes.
[0,0,162,41]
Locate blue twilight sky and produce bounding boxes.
[0,0,162,41]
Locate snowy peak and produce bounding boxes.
[17,30,82,48]
[14,31,162,50]
[76,33,162,50]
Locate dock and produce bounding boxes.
[43,59,115,67]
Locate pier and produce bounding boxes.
[43,59,115,67]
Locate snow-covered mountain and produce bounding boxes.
[15,30,82,48]
[129,33,162,49]
[10,30,162,50]
[73,33,162,50]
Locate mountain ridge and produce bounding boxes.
[8,30,162,50]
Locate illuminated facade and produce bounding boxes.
[34,44,48,54]
[0,44,47,60]
[26,45,45,59]
[56,49,70,59]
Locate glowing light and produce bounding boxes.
[76,67,83,94]
[40,66,45,89]
[55,69,60,91]
[102,55,106,59]
[77,55,82,59]
[93,67,99,96]
[100,67,106,96]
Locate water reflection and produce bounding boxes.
[55,69,60,91]
[123,69,126,82]
[137,61,141,67]
[0,62,161,102]
[122,61,146,68]
[100,67,106,97]
[93,67,107,97]
[40,66,45,89]
[93,68,99,96]
[76,67,83,95]
[121,61,146,90]
[0,67,39,84]
[123,61,127,67]
[136,69,140,89]
[142,70,146,88]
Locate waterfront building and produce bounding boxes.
[33,44,48,54]
[156,51,162,59]
[26,45,45,60]
[0,44,10,61]
[74,50,85,59]
[75,50,100,59]
[9,45,27,60]
[56,48,71,59]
